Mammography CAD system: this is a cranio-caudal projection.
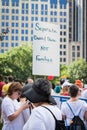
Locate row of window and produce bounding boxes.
[0,42,18,47]
[2,2,66,9]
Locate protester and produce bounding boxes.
[23,78,62,130]
[0,74,5,122]
[61,84,87,129]
[1,82,29,130]
[60,81,71,96]
[2,76,14,97]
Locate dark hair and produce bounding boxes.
[0,74,3,81]
[34,78,52,96]
[8,76,13,82]
[69,84,79,97]
[7,82,23,96]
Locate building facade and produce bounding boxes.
[0,0,82,65]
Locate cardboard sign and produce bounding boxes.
[32,22,60,76]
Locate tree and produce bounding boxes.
[0,44,33,82]
[68,58,87,83]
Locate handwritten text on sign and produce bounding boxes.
[32,22,60,76]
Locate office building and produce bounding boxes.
[0,0,82,65]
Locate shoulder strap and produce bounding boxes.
[66,102,82,116]
[42,106,57,121]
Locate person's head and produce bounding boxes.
[0,74,3,82]
[7,82,23,99]
[23,78,57,106]
[69,84,79,97]
[26,77,34,84]
[75,79,83,88]
[8,75,13,82]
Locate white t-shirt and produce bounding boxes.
[61,99,87,126]
[81,89,87,99]
[1,96,25,130]
[23,105,62,130]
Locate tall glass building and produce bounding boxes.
[0,0,82,64]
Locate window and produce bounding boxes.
[72,52,75,57]
[12,29,14,33]
[60,25,62,29]
[32,4,34,9]
[2,22,4,26]
[12,36,14,40]
[6,22,9,26]
[25,30,28,34]
[64,18,66,22]
[25,37,28,41]
[64,25,66,29]
[72,46,75,50]
[16,16,18,20]
[6,36,8,40]
[77,52,80,57]
[6,16,9,20]
[11,43,14,47]
[54,11,57,15]
[2,9,5,13]
[12,9,15,13]
[60,12,62,16]
[45,5,48,10]
[63,58,66,62]
[60,38,62,42]
[35,4,38,9]
[15,43,18,46]
[21,36,24,41]
[1,43,4,47]
[45,11,48,15]
[22,16,24,20]
[26,4,28,9]
[16,9,19,14]
[16,30,18,34]
[60,44,62,48]
[16,23,18,27]
[22,3,24,9]
[5,43,8,47]
[25,23,28,27]
[15,36,18,41]
[64,12,66,16]
[1,49,4,53]
[63,45,66,48]
[21,30,24,34]
[54,18,57,22]
[64,32,66,35]
[21,23,24,27]
[60,18,62,22]
[60,31,62,35]
[2,15,4,19]
[77,46,80,51]
[41,4,44,10]
[63,51,66,55]
[64,38,66,42]
[12,16,15,20]
[60,51,62,55]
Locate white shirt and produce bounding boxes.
[81,89,87,99]
[23,105,62,130]
[1,96,25,130]
[61,99,87,126]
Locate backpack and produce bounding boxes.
[42,106,66,130]
[66,102,85,130]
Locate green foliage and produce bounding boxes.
[0,44,33,82]
[68,58,87,83]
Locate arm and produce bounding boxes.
[8,103,29,121]
[84,111,87,121]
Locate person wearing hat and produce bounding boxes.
[23,78,62,130]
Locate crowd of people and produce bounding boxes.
[0,74,87,130]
